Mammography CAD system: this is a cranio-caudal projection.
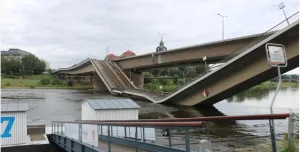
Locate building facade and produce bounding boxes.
[1,48,32,62]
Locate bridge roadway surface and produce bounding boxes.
[113,32,273,70]
[53,20,299,106]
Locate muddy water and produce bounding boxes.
[1,87,298,151]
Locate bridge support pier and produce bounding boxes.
[131,74,144,89]
[93,73,108,92]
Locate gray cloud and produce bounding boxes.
[0,0,299,72]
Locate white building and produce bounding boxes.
[1,102,28,146]
[81,98,140,120]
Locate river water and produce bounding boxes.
[1,87,299,151]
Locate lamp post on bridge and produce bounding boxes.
[203,56,208,73]
[125,43,130,50]
[217,13,228,40]
[105,47,109,61]
[278,2,289,25]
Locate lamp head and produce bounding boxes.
[279,2,285,9]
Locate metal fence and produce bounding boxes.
[50,113,296,152]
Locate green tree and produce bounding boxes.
[196,64,206,73]
[290,74,299,79]
[22,55,37,74]
[21,55,45,75]
[150,68,160,76]
[281,75,290,79]
[1,57,21,75]
[158,69,168,76]
[9,59,22,74]
[34,60,46,74]
[1,56,9,74]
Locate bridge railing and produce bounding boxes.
[157,12,299,98]
[51,113,296,152]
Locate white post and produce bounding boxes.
[288,112,295,143]
[199,139,211,152]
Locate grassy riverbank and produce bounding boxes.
[1,74,93,89]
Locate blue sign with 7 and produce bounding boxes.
[1,117,15,138]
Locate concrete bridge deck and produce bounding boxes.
[114,32,274,71]
[53,20,299,106]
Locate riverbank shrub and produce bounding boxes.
[5,82,10,86]
[40,78,50,85]
[145,83,160,91]
[163,85,176,92]
[159,79,174,86]
[51,79,62,85]
[280,133,298,152]
[151,79,159,84]
[67,81,73,86]
[177,79,185,85]
[29,85,35,89]
[3,75,15,79]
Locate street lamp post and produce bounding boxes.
[203,56,208,73]
[105,47,109,61]
[158,32,165,41]
[217,14,228,40]
[278,2,289,25]
[125,43,130,50]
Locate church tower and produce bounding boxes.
[156,34,167,52]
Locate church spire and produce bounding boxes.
[156,32,167,52]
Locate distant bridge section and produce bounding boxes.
[114,33,273,70]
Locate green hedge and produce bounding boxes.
[51,79,62,85]
[3,75,15,79]
[144,83,176,92]
[40,78,50,85]
[162,85,176,92]
[67,81,73,86]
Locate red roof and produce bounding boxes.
[122,50,136,57]
[105,53,120,60]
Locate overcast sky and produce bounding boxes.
[0,0,299,73]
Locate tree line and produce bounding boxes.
[1,54,46,75]
[144,64,207,78]
[271,74,299,82]
[142,64,207,92]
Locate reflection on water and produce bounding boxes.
[227,87,298,103]
[216,87,299,115]
[227,87,274,102]
[171,105,237,126]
